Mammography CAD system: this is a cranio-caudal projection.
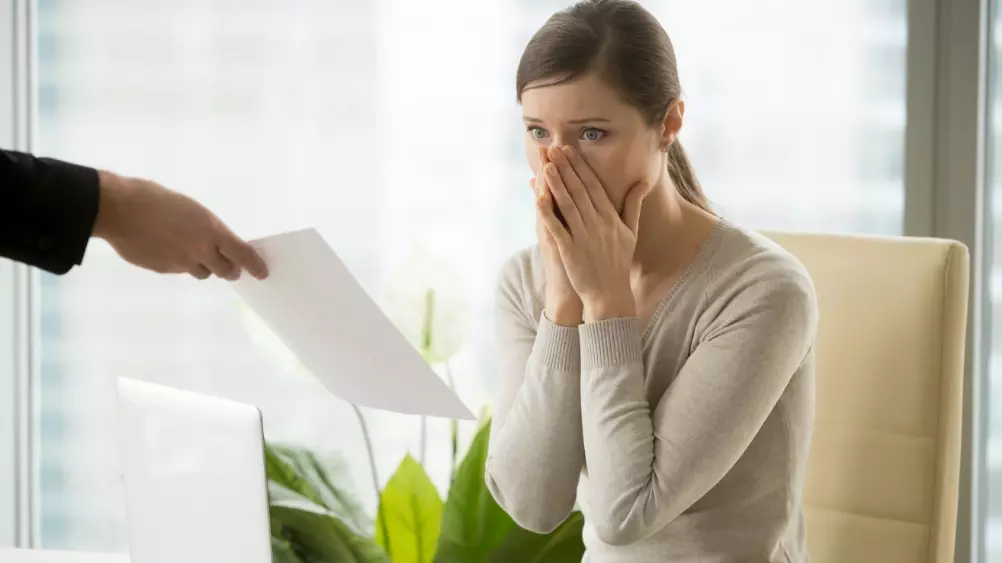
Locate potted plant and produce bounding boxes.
[266,419,585,563]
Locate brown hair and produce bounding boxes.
[516,0,710,212]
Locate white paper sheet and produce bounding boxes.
[232,228,474,420]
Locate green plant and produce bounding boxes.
[266,420,585,563]
[266,445,388,562]
[255,249,582,562]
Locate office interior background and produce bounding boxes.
[0,0,999,560]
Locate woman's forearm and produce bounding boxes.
[486,315,585,533]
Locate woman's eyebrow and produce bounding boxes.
[522,116,612,124]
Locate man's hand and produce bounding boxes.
[93,171,269,280]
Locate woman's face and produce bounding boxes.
[521,72,681,211]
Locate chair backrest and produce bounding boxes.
[765,231,968,563]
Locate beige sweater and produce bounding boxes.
[485,220,819,562]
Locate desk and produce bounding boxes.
[0,548,129,563]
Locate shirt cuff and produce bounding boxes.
[579,317,643,369]
[530,313,581,372]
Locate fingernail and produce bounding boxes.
[562,146,573,158]
[548,146,563,161]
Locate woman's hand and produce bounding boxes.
[532,148,583,326]
[536,146,645,323]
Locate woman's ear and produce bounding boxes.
[661,99,684,149]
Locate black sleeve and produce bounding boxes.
[0,149,100,274]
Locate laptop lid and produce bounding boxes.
[116,378,272,563]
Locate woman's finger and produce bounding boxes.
[537,147,551,189]
[562,146,616,217]
[535,147,571,229]
[537,189,573,250]
[548,146,597,221]
[544,162,585,235]
[622,181,647,236]
[531,146,552,198]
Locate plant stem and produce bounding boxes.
[419,416,427,465]
[421,288,435,353]
[419,289,435,468]
[446,362,459,489]
[352,404,390,559]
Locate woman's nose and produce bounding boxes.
[550,134,573,149]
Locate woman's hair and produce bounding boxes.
[516,0,710,212]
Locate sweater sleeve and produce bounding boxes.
[485,257,585,534]
[577,274,818,546]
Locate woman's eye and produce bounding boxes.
[528,127,548,140]
[581,128,606,141]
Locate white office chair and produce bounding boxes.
[766,231,968,563]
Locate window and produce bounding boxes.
[985,0,1002,557]
[31,0,906,552]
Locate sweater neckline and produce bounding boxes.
[639,217,727,344]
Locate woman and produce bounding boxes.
[484,1,819,562]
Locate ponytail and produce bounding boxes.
[667,141,712,213]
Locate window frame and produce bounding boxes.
[906,0,993,561]
[2,0,38,549]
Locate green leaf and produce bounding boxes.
[266,443,372,536]
[433,420,517,563]
[271,536,305,563]
[268,481,321,509]
[487,512,586,563]
[270,505,390,563]
[374,454,444,563]
[265,444,326,506]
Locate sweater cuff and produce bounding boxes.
[530,313,580,372]
[580,317,643,369]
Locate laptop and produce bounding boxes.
[116,377,273,563]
